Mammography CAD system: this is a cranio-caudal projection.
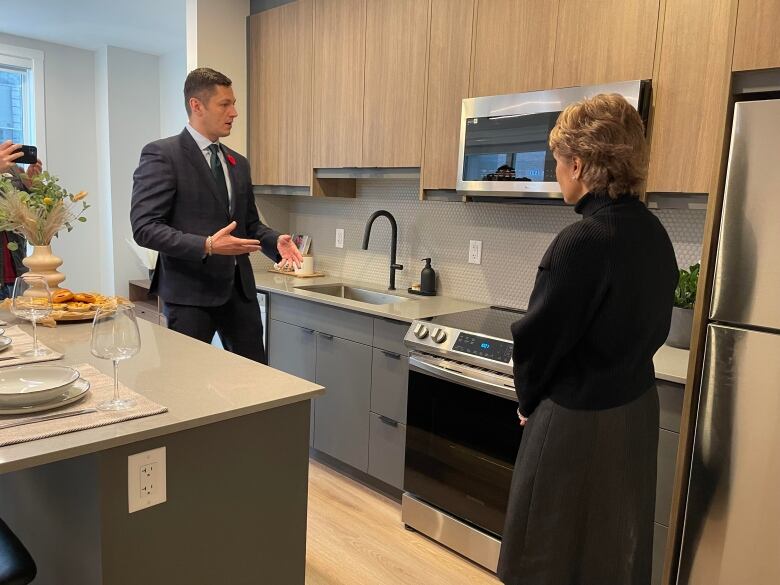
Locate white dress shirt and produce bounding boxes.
[186,124,233,209]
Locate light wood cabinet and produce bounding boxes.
[553,0,660,88]
[312,0,366,168]
[470,0,559,97]
[362,0,431,168]
[646,0,738,194]
[732,0,780,71]
[422,0,475,190]
[248,1,312,186]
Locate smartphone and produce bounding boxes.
[16,145,37,165]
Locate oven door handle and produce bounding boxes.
[408,355,517,402]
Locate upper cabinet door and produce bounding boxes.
[553,0,660,88]
[312,0,366,168]
[362,0,431,168]
[471,0,559,97]
[646,0,738,194]
[278,0,313,186]
[248,1,312,187]
[422,0,475,190]
[732,0,780,71]
[249,8,281,185]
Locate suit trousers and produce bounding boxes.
[163,271,265,364]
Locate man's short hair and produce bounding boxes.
[184,68,232,115]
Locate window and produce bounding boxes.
[0,44,45,159]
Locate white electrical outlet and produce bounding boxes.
[128,447,167,513]
[335,228,345,249]
[469,240,482,265]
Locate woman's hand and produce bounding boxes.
[517,408,528,427]
[0,141,23,173]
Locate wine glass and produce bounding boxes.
[11,275,53,357]
[90,303,141,411]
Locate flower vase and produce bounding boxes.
[22,245,66,292]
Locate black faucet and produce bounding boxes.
[362,210,403,291]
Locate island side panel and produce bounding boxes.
[98,400,310,585]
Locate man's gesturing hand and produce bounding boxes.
[208,221,261,255]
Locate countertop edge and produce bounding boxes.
[0,385,324,476]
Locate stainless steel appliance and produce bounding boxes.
[403,306,524,571]
[677,98,780,583]
[456,80,651,200]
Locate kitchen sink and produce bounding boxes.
[294,284,415,305]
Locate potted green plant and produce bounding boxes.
[666,263,700,349]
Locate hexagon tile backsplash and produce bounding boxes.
[252,180,705,310]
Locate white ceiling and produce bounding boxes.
[0,0,186,55]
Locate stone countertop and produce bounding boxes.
[0,319,323,475]
[254,271,487,323]
[255,271,690,385]
[653,343,690,385]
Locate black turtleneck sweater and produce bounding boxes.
[512,192,678,417]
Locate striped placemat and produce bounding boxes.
[0,325,63,367]
[0,363,167,447]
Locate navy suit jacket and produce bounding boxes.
[130,129,279,307]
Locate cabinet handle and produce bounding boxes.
[381,350,402,360]
[302,328,315,335]
[378,415,399,428]
[319,333,334,340]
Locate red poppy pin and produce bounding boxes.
[226,154,237,167]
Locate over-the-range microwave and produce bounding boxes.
[456,80,651,201]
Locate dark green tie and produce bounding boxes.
[207,143,229,209]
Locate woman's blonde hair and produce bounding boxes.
[548,93,648,198]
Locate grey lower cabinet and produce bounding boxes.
[652,380,683,585]
[314,333,373,471]
[266,294,412,489]
[268,319,317,445]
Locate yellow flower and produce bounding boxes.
[73,191,87,201]
[43,197,53,205]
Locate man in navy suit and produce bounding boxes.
[131,68,301,363]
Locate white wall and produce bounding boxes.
[100,46,162,296]
[159,48,187,138]
[186,0,250,153]
[0,32,102,292]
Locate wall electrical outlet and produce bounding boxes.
[469,240,482,265]
[128,447,167,513]
[335,228,345,249]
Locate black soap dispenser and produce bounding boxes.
[409,258,437,296]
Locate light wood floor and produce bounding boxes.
[306,460,501,585]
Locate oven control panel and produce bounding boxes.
[452,333,513,363]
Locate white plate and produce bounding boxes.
[0,378,90,415]
[0,365,80,407]
[0,328,5,335]
[0,336,10,352]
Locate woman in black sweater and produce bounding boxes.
[497,94,678,585]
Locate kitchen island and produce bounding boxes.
[0,319,323,585]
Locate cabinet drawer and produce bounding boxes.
[373,318,410,355]
[657,380,684,433]
[655,429,679,526]
[269,294,373,345]
[371,349,408,423]
[368,412,406,489]
[135,306,160,325]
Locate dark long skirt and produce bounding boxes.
[497,386,659,585]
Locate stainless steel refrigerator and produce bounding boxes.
[677,98,780,583]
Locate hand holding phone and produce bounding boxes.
[0,141,37,170]
[16,145,38,165]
